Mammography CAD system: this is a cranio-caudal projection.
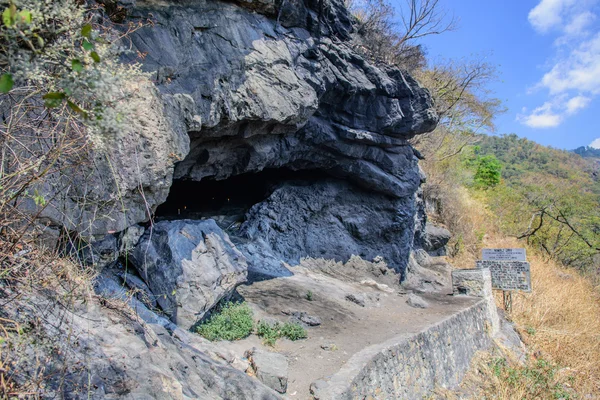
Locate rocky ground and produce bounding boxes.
[216,257,480,398]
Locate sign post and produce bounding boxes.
[477,248,531,312]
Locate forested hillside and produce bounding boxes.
[573,146,600,159]
[470,134,600,274]
[416,129,600,398]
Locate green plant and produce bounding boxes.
[473,155,502,189]
[279,322,307,341]
[196,302,254,342]
[489,356,573,399]
[256,321,307,346]
[256,321,279,346]
[306,290,314,301]
[525,326,536,336]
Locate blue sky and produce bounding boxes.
[414,0,600,150]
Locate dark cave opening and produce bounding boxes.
[155,168,327,227]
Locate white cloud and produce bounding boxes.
[564,11,596,35]
[565,95,592,113]
[528,0,577,32]
[520,113,562,128]
[540,33,600,94]
[518,94,590,128]
[521,1,599,129]
[518,102,563,128]
[590,137,600,148]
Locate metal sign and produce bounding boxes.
[476,260,532,292]
[482,248,526,262]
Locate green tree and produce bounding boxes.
[473,155,502,188]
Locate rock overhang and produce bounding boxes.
[29,0,439,281]
[122,0,438,197]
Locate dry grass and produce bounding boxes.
[425,182,500,269]
[506,238,600,396]
[0,244,97,399]
[441,192,600,398]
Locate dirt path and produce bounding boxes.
[218,264,480,399]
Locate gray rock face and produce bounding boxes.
[402,249,451,293]
[19,0,437,283]
[130,219,248,329]
[120,0,435,278]
[423,223,451,253]
[238,180,416,276]
[2,285,282,400]
[27,81,190,236]
[247,348,289,394]
[406,293,429,309]
[94,272,174,328]
[282,310,322,326]
[116,0,436,279]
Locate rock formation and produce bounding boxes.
[30,0,438,326]
[130,219,248,328]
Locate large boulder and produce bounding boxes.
[423,223,451,253]
[130,219,247,329]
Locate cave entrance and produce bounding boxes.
[155,168,324,229]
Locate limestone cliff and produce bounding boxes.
[13,0,443,332]
[34,0,437,281]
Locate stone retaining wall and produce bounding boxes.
[314,299,493,399]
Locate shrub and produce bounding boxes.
[488,356,573,399]
[473,155,502,188]
[256,321,307,346]
[196,302,254,341]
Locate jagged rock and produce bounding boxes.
[15,0,438,290]
[406,293,429,309]
[114,0,436,278]
[239,180,416,276]
[16,0,438,285]
[27,81,189,236]
[93,272,174,328]
[119,225,145,255]
[403,249,451,293]
[310,379,330,399]
[423,223,451,253]
[70,234,119,269]
[360,279,395,293]
[282,310,322,326]
[115,268,157,309]
[130,219,248,329]
[345,293,366,307]
[3,285,282,399]
[247,348,289,394]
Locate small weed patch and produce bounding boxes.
[306,290,314,301]
[256,321,307,346]
[489,357,573,399]
[196,302,253,341]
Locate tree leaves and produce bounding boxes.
[0,73,14,93]
[71,59,84,72]
[2,3,16,27]
[81,24,92,38]
[42,92,66,108]
[90,51,101,63]
[18,10,32,24]
[2,4,32,27]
